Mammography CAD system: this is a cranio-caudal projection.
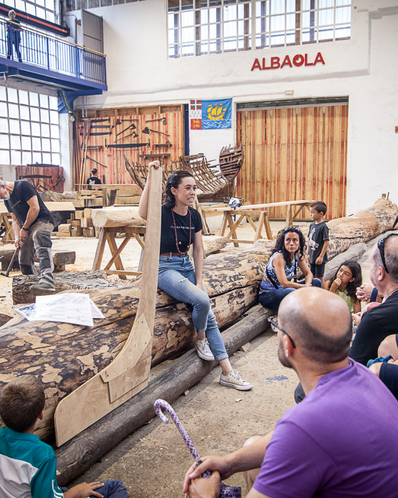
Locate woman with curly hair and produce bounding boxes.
[259,226,322,311]
[324,260,362,313]
[138,161,252,391]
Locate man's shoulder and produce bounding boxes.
[282,362,398,429]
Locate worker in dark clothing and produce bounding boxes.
[0,180,55,294]
[87,168,102,185]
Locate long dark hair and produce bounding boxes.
[333,260,362,301]
[272,226,306,267]
[164,171,194,208]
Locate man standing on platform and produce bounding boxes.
[0,180,55,294]
[6,10,22,62]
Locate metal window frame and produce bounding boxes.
[0,85,60,166]
[168,0,351,58]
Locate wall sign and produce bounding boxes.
[251,52,325,71]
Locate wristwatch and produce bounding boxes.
[21,226,29,231]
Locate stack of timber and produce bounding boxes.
[57,185,142,237]
[0,199,396,461]
[72,184,142,208]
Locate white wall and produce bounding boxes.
[73,0,398,213]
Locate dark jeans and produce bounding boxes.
[61,479,128,498]
[259,278,322,311]
[7,34,22,62]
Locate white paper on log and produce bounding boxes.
[16,294,105,326]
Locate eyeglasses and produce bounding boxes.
[268,316,296,348]
[377,233,398,273]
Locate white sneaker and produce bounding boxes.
[220,369,252,391]
[195,338,215,361]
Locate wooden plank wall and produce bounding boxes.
[236,104,348,220]
[74,105,185,189]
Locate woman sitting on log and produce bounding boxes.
[138,161,252,391]
[259,226,322,311]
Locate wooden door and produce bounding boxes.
[236,104,348,220]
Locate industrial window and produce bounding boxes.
[0,87,60,166]
[65,0,145,12]
[168,0,351,58]
[5,0,57,23]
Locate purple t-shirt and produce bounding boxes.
[254,360,398,498]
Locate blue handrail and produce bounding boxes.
[1,17,106,86]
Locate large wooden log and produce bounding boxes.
[0,241,274,444]
[55,305,273,486]
[326,199,397,258]
[92,206,146,228]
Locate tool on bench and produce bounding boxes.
[0,246,19,278]
[154,399,241,498]
[116,123,136,137]
[146,117,167,125]
[154,140,172,148]
[142,127,170,137]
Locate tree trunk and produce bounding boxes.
[92,206,146,228]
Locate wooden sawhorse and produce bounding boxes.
[92,225,146,279]
[205,200,314,247]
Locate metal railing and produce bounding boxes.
[0,17,106,86]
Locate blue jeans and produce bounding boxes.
[259,278,322,311]
[158,255,228,361]
[61,479,128,497]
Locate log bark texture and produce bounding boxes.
[55,305,273,486]
[92,206,146,228]
[326,199,397,258]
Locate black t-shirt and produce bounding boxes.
[5,180,54,226]
[308,221,329,264]
[160,205,202,254]
[87,177,102,185]
[350,290,398,365]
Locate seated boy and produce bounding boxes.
[0,375,129,498]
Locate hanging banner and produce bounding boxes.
[190,100,202,130]
[190,98,232,130]
[202,98,232,129]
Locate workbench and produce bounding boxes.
[92,226,146,278]
[202,200,313,246]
